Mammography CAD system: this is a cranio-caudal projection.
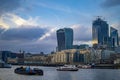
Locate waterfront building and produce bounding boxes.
[0,51,11,63]
[79,49,91,64]
[51,49,92,64]
[110,53,120,64]
[16,53,24,64]
[24,53,48,64]
[56,28,73,51]
[92,17,109,48]
[115,47,120,53]
[101,50,115,63]
[89,48,102,64]
[51,49,75,64]
[110,27,119,47]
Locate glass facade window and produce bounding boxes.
[92,18,109,48]
[110,27,119,47]
[57,28,73,51]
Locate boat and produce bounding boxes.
[56,65,78,71]
[77,64,91,69]
[14,66,43,75]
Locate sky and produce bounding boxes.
[0,0,120,53]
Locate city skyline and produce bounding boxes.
[0,0,120,53]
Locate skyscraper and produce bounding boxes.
[110,27,119,47]
[57,28,73,51]
[92,17,109,48]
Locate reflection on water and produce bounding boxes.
[0,66,120,80]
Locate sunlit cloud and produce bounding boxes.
[0,13,42,29]
[0,17,9,29]
[38,27,57,41]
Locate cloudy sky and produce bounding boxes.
[0,0,120,53]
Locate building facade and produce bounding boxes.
[110,27,119,47]
[92,17,109,48]
[57,28,73,51]
[51,49,92,64]
[0,51,11,63]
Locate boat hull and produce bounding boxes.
[56,65,79,71]
[14,68,43,75]
[56,68,78,71]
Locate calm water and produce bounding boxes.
[0,66,120,80]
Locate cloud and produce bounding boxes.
[0,13,41,29]
[71,24,92,42]
[101,0,120,8]
[0,26,56,53]
[0,0,24,16]
[38,27,57,41]
[0,27,45,41]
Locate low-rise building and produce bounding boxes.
[24,53,47,64]
[110,53,120,64]
[101,50,115,63]
[51,49,92,64]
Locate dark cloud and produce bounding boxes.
[0,0,24,15]
[0,26,5,33]
[101,0,120,8]
[0,33,56,53]
[0,27,46,41]
[72,25,92,42]
[0,39,56,53]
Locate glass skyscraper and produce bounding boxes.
[92,17,109,48]
[57,28,73,51]
[110,27,119,47]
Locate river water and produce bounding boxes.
[0,66,120,80]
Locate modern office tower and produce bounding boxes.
[92,17,109,48]
[57,28,73,51]
[0,51,11,63]
[110,27,119,47]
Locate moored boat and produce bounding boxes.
[14,66,43,75]
[77,64,91,69]
[56,65,78,71]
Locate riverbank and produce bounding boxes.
[10,63,120,69]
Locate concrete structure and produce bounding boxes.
[101,50,115,63]
[110,53,120,64]
[51,49,94,64]
[24,53,48,64]
[56,28,73,51]
[89,48,102,64]
[115,47,120,53]
[92,17,109,48]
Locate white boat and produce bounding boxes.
[56,65,78,71]
[77,64,91,69]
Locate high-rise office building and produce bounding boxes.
[110,27,119,47]
[57,28,73,51]
[0,51,11,63]
[92,17,109,48]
